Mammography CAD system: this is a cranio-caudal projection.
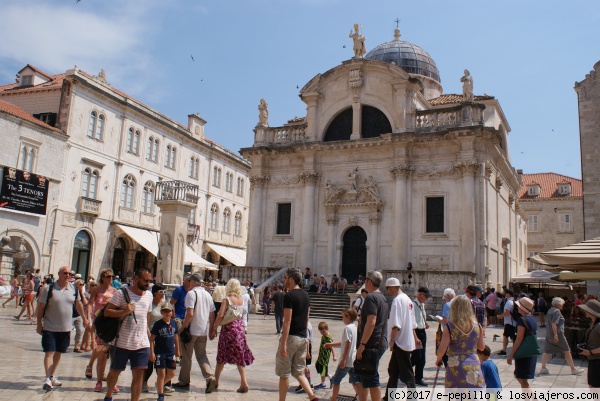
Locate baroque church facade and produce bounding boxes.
[241,28,528,287]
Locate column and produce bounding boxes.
[247,176,268,266]
[350,97,361,140]
[459,162,477,272]
[300,172,319,269]
[390,165,411,269]
[369,211,382,269]
[326,210,338,277]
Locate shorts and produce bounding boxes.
[275,335,308,378]
[330,366,359,386]
[315,362,328,377]
[486,307,496,317]
[154,354,176,370]
[110,346,150,371]
[24,293,35,302]
[41,331,71,353]
[588,359,600,387]
[503,324,516,341]
[356,343,386,389]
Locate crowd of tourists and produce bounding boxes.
[3,266,600,401]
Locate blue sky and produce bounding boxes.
[2,0,599,179]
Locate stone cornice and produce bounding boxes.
[249,175,270,188]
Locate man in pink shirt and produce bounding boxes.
[486,288,498,327]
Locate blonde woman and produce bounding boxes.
[435,295,485,388]
[85,268,119,394]
[210,278,254,393]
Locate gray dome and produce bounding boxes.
[365,29,440,83]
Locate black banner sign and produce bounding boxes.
[0,167,49,216]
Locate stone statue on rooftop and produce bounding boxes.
[258,98,269,127]
[349,24,366,58]
[460,69,473,102]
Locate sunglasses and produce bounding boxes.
[61,271,70,275]
[103,275,114,278]
[156,290,165,294]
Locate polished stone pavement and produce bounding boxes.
[0,304,589,400]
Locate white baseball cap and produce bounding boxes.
[385,277,401,287]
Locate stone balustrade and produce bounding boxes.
[155,180,199,204]
[255,122,307,145]
[78,196,102,216]
[381,269,477,294]
[415,103,485,130]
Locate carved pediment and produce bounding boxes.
[324,174,383,208]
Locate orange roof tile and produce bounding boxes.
[429,94,495,106]
[0,99,65,135]
[518,173,582,199]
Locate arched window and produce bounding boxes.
[82,168,99,199]
[133,129,140,154]
[88,112,96,137]
[146,136,153,160]
[236,177,244,196]
[225,172,233,192]
[20,146,28,170]
[170,147,176,169]
[234,211,242,236]
[120,174,136,208]
[213,166,219,186]
[210,203,219,230]
[152,139,159,162]
[141,181,155,214]
[27,149,35,171]
[127,127,134,152]
[223,208,231,233]
[194,158,199,179]
[96,114,104,140]
[165,144,171,167]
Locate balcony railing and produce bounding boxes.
[255,120,307,145]
[78,197,102,216]
[155,181,199,204]
[415,103,485,131]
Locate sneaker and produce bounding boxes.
[571,368,585,375]
[103,398,113,401]
[539,367,550,375]
[142,381,149,392]
[294,385,303,393]
[158,395,165,401]
[50,376,62,387]
[43,382,53,392]
[497,350,507,356]
[113,385,119,393]
[415,380,428,387]
[164,385,175,393]
[94,381,103,392]
[172,382,190,389]
[314,383,326,389]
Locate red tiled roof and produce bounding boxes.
[0,99,65,135]
[429,94,495,106]
[518,173,582,199]
[18,64,55,81]
[0,73,65,94]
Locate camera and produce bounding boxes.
[576,343,587,353]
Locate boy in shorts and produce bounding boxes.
[325,308,359,401]
[150,303,180,401]
[314,321,336,389]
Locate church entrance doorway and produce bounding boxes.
[341,226,367,284]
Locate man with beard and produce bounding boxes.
[103,267,154,401]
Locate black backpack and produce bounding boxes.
[94,288,131,343]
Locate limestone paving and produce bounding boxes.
[0,305,589,401]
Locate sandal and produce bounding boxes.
[85,365,93,379]
[74,348,83,353]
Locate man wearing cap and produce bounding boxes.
[172,273,217,393]
[498,289,516,356]
[170,274,192,323]
[112,275,122,290]
[466,285,487,329]
[411,287,430,386]
[385,277,417,396]
[356,271,388,401]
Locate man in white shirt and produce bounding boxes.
[172,273,217,393]
[385,277,417,396]
[498,289,516,356]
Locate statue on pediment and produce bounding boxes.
[325,180,344,202]
[349,24,366,58]
[258,98,269,127]
[348,167,359,191]
[364,176,379,198]
[460,69,473,102]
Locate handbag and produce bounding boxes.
[219,296,242,326]
[353,348,378,376]
[513,317,541,359]
[180,289,198,344]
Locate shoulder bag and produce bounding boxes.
[513,317,541,359]
[219,296,242,326]
[179,290,197,344]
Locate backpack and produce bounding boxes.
[94,288,131,343]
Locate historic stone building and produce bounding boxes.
[575,61,600,240]
[518,172,583,270]
[0,65,250,282]
[241,28,528,287]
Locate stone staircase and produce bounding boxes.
[308,291,352,321]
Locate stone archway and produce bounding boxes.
[341,226,367,283]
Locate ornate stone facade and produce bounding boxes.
[242,29,527,286]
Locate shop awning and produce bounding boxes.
[552,271,600,282]
[115,224,159,256]
[528,238,600,270]
[511,270,561,284]
[206,242,246,266]
[185,246,218,270]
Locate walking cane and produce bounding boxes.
[429,365,441,401]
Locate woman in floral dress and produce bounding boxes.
[436,295,485,388]
[210,279,254,393]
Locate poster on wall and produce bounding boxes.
[0,166,49,216]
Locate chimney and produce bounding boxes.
[188,113,207,138]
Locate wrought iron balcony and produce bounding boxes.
[78,197,102,216]
[155,180,199,204]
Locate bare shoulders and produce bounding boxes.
[227,295,243,306]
